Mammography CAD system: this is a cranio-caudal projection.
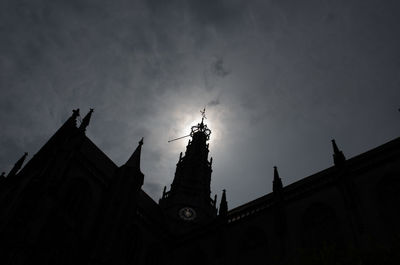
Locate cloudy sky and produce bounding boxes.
[1,0,400,208]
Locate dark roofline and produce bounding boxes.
[227,136,400,219]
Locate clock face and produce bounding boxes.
[179,207,197,221]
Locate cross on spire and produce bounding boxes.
[200,107,206,122]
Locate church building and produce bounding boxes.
[0,109,399,264]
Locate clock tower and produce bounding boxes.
[159,113,218,234]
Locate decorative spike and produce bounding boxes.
[125,138,144,169]
[72,108,80,119]
[163,186,167,198]
[7,152,28,178]
[79,108,94,131]
[61,108,80,128]
[214,194,217,207]
[331,139,346,166]
[219,189,228,217]
[273,166,283,192]
[69,108,80,127]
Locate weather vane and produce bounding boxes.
[168,107,211,143]
[200,107,207,120]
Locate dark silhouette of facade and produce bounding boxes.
[1,109,400,264]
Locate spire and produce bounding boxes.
[79,108,94,131]
[331,139,346,166]
[125,138,144,169]
[7,152,28,178]
[219,189,228,217]
[273,166,283,192]
[117,138,144,191]
[159,108,217,228]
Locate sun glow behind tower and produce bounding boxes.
[168,107,222,152]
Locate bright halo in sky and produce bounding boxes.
[168,108,222,154]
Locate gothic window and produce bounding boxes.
[302,202,339,248]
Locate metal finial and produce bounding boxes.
[168,107,211,143]
[200,107,207,120]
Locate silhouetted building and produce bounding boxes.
[1,109,399,264]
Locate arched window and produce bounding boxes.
[302,202,340,248]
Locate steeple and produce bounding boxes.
[273,166,283,192]
[7,152,28,178]
[331,139,346,166]
[159,108,216,231]
[219,189,228,217]
[125,137,144,170]
[79,108,94,132]
[167,112,212,195]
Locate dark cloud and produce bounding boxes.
[1,0,400,207]
[211,57,230,78]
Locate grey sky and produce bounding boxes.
[1,0,399,208]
